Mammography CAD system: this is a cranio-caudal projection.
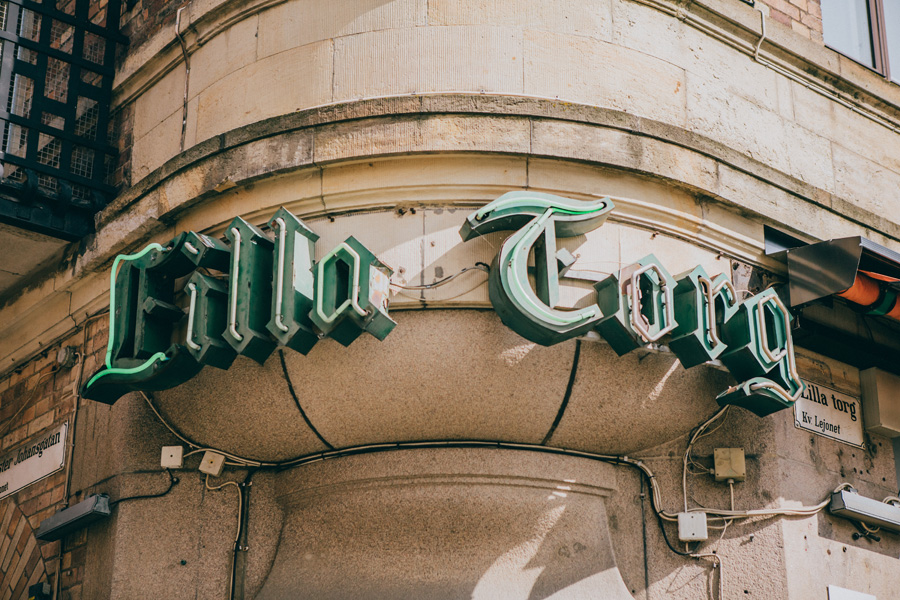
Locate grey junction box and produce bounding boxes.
[860,368,900,438]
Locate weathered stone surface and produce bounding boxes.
[428,0,614,40]
[133,66,186,141]
[188,14,259,99]
[524,31,687,127]
[132,109,183,181]
[258,0,426,60]
[257,449,632,600]
[833,144,900,222]
[314,114,531,163]
[333,25,524,99]
[195,40,333,142]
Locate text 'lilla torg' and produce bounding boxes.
[83,192,803,417]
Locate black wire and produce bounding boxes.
[278,350,335,450]
[541,340,581,445]
[655,511,694,556]
[230,469,255,600]
[109,469,177,506]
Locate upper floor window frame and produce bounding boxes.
[821,0,898,84]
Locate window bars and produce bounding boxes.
[0,0,123,240]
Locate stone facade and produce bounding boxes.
[0,0,899,598]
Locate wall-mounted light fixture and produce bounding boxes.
[830,488,900,533]
[35,494,110,542]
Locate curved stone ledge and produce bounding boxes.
[154,311,730,461]
[3,94,899,376]
[256,447,634,600]
[100,94,900,259]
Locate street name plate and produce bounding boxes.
[0,422,67,500]
[794,380,863,448]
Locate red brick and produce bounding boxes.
[15,480,47,504]
[63,528,86,551]
[16,526,29,554]
[800,11,822,31]
[20,491,52,519]
[50,485,65,505]
[11,571,29,600]
[7,508,20,535]
[30,507,57,530]
[25,544,42,575]
[807,0,821,18]
[40,540,60,560]
[33,399,50,418]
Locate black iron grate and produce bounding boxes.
[0,0,123,240]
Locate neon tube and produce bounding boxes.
[315,243,369,324]
[185,282,202,351]
[228,227,244,341]
[505,209,600,326]
[628,263,676,342]
[273,218,290,333]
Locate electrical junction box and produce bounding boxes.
[677,512,708,542]
[860,367,900,438]
[713,448,746,482]
[160,446,183,469]
[199,451,225,477]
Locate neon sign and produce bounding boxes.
[85,193,803,416]
[460,192,803,417]
[82,209,396,404]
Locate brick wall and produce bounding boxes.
[757,0,823,41]
[0,315,108,600]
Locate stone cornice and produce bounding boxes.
[1,94,897,378]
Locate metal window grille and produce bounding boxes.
[0,0,123,240]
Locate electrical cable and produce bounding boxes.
[655,511,693,556]
[139,387,852,525]
[691,552,724,600]
[683,406,730,512]
[109,469,177,506]
[230,469,256,600]
[540,340,581,445]
[278,350,334,450]
[140,392,276,467]
[0,366,61,440]
[391,264,490,290]
[205,474,243,600]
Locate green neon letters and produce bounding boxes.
[83,209,396,404]
[669,267,739,369]
[460,191,614,345]
[595,256,679,356]
[461,192,804,417]
[310,237,396,346]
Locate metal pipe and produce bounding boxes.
[175,6,191,152]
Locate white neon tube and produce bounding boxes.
[629,263,676,342]
[228,227,244,341]
[315,242,369,324]
[273,218,290,333]
[185,282,202,351]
